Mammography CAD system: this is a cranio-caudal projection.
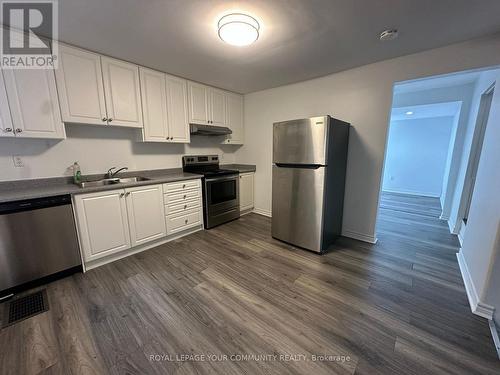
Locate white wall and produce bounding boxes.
[0,124,237,181]
[458,71,500,324]
[236,33,500,242]
[448,69,500,233]
[382,117,454,197]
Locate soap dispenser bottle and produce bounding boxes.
[73,161,82,184]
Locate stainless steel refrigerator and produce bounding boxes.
[272,115,350,253]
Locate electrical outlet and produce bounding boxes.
[12,156,25,168]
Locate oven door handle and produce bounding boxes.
[205,176,239,183]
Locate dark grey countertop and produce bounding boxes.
[221,164,256,173]
[0,168,203,203]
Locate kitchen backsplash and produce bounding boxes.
[0,124,237,181]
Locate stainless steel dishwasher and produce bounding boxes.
[0,195,82,297]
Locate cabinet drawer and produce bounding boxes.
[164,189,200,204]
[165,199,201,215]
[166,209,201,235]
[163,179,200,193]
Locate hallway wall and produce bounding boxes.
[458,71,500,325]
[382,116,454,197]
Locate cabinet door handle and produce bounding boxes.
[15,128,22,133]
[108,118,113,123]
[120,193,125,198]
[4,127,12,132]
[102,117,108,122]
[185,219,188,224]
[182,184,186,188]
[184,205,187,209]
[125,192,130,196]
[183,195,187,199]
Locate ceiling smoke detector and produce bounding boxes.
[379,29,398,42]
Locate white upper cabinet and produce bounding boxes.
[2,68,65,139]
[49,39,244,141]
[188,81,209,125]
[101,57,143,128]
[55,45,107,126]
[125,185,166,246]
[166,74,189,143]
[209,88,226,126]
[139,67,168,141]
[188,82,232,127]
[0,71,14,137]
[187,81,244,143]
[139,68,189,143]
[223,92,244,144]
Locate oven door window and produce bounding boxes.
[209,179,237,204]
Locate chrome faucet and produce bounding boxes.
[106,166,128,178]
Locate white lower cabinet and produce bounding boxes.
[239,172,255,212]
[125,185,166,246]
[74,184,166,264]
[74,189,131,262]
[166,208,202,235]
[163,179,203,235]
[74,180,203,269]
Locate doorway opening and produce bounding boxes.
[376,67,499,248]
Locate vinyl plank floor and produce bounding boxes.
[0,193,499,374]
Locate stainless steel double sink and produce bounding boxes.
[77,176,151,188]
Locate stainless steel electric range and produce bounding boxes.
[182,155,240,229]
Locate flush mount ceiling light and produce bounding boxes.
[218,13,260,46]
[379,29,398,41]
[406,111,414,115]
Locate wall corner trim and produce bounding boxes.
[457,250,495,320]
[342,230,378,244]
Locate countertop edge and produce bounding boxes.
[0,173,203,204]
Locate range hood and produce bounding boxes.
[190,124,232,136]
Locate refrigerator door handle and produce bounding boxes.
[275,163,323,169]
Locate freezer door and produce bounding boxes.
[273,116,329,165]
[272,165,325,252]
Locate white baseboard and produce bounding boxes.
[342,230,378,244]
[489,320,500,359]
[381,188,440,198]
[253,208,272,217]
[457,251,495,320]
[458,222,466,246]
[447,218,458,234]
[251,209,377,244]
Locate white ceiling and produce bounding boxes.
[53,0,500,93]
